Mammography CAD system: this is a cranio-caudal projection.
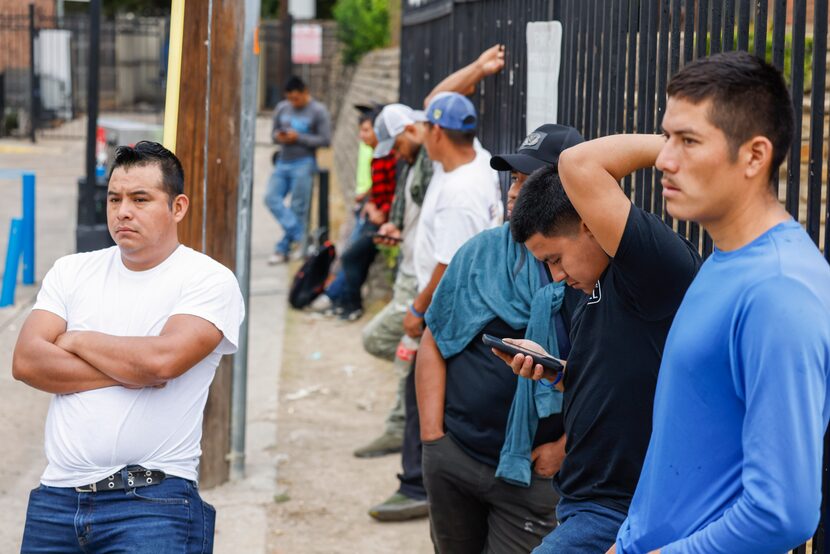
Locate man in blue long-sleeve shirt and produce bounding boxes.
[612,51,830,554]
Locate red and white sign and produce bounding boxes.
[292,24,323,65]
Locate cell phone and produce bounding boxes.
[373,233,402,243]
[482,334,565,377]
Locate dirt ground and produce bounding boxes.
[267,303,433,553]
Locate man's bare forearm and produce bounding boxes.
[415,328,446,440]
[13,338,123,394]
[413,263,447,314]
[58,331,171,386]
[423,44,504,107]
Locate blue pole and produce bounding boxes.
[1,218,23,307]
[22,172,35,285]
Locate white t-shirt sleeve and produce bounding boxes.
[432,206,488,265]
[32,257,69,321]
[171,267,245,355]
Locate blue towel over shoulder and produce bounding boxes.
[425,223,564,486]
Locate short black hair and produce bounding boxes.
[426,122,475,147]
[110,141,184,205]
[510,166,581,243]
[284,75,307,93]
[358,106,382,125]
[666,50,793,182]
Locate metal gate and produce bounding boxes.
[0,6,168,140]
[400,0,829,552]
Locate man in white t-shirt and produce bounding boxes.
[12,141,244,552]
[407,91,503,335]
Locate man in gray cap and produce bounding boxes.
[355,103,433,460]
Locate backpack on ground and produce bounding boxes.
[288,241,336,309]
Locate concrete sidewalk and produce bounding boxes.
[0,119,289,551]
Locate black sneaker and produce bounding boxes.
[368,492,429,522]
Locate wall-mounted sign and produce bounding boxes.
[289,0,316,20]
[292,23,323,65]
[526,21,563,134]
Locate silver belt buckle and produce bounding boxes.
[74,482,97,493]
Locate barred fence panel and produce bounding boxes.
[400,0,829,552]
[0,7,168,140]
[400,0,554,194]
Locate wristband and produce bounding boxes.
[408,304,425,318]
[539,370,564,388]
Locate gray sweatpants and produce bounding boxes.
[361,271,418,436]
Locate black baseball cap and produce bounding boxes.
[490,124,585,174]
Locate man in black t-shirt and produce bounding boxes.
[501,135,701,554]
[416,125,584,553]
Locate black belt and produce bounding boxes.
[74,466,166,493]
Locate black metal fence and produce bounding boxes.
[0,7,168,140]
[400,0,829,552]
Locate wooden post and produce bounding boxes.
[173,0,243,489]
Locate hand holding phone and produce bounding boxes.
[483,334,564,382]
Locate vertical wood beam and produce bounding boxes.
[174,0,243,489]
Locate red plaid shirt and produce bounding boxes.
[370,154,397,216]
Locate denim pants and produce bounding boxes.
[21,475,215,553]
[264,156,315,255]
[338,223,379,312]
[532,497,627,554]
[325,209,367,302]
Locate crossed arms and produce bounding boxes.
[12,310,222,394]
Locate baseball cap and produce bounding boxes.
[373,103,426,158]
[425,92,477,132]
[490,124,585,174]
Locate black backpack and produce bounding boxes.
[288,241,336,309]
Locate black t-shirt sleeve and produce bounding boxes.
[611,205,701,320]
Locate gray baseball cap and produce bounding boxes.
[373,103,426,158]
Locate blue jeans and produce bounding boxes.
[532,497,627,554]
[22,475,215,553]
[325,208,367,303]
[265,156,316,255]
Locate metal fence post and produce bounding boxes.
[22,172,35,285]
[229,0,261,483]
[0,218,23,308]
[318,168,329,243]
[28,3,37,143]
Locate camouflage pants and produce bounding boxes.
[361,271,418,436]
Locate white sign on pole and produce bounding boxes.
[289,0,316,20]
[292,23,323,65]
[526,21,563,135]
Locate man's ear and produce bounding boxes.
[172,194,189,222]
[743,135,774,181]
[579,220,593,239]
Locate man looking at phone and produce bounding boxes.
[609,52,830,554]
[501,131,701,552]
[265,76,331,264]
[415,125,583,553]
[363,45,506,522]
